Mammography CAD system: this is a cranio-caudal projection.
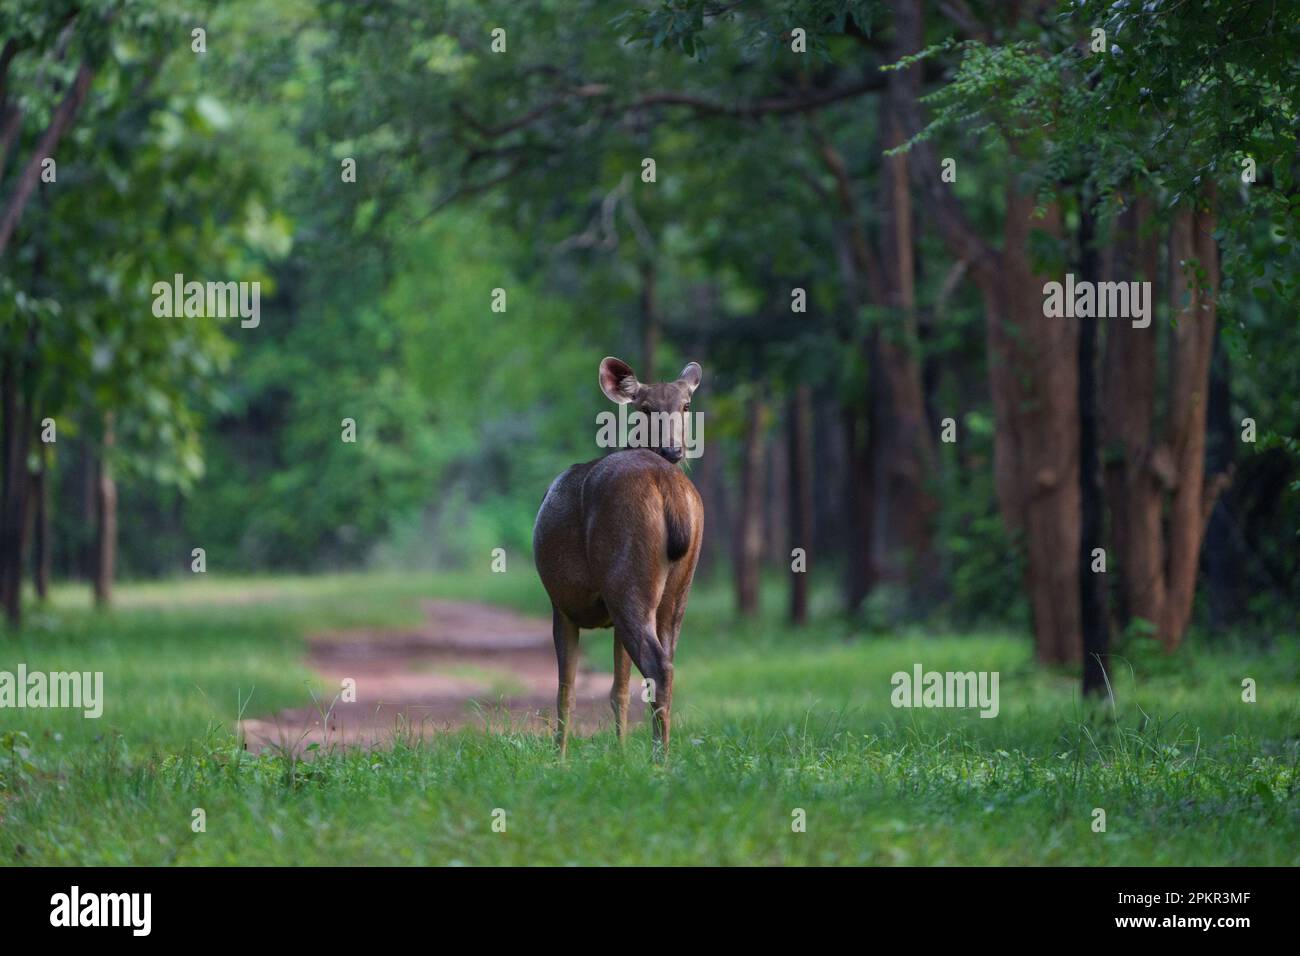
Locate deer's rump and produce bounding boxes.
[533,449,702,631]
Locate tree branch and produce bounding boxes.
[0,39,20,102]
[0,58,95,256]
[0,105,23,182]
[455,75,886,143]
[626,75,885,118]
[809,124,885,304]
[908,137,999,284]
[425,155,533,219]
[1201,467,1233,536]
[937,0,993,43]
[452,84,612,139]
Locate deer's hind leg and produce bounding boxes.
[552,607,580,758]
[613,613,674,759]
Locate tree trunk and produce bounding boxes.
[0,353,31,628]
[695,429,725,579]
[995,186,1082,664]
[32,440,49,601]
[82,437,98,581]
[912,161,1083,661]
[812,392,850,578]
[815,130,877,615]
[93,420,117,608]
[870,0,937,601]
[1078,192,1110,694]
[0,356,14,626]
[1102,192,1225,650]
[0,60,96,257]
[908,0,1086,663]
[734,392,766,617]
[1160,192,1221,649]
[1203,322,1241,634]
[766,419,789,566]
[842,402,873,612]
[1102,198,1163,635]
[0,361,15,627]
[788,384,814,625]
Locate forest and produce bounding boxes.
[0,0,1296,869]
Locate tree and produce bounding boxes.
[903,0,1297,661]
[1,0,287,620]
[895,22,1082,664]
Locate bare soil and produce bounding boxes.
[240,598,642,753]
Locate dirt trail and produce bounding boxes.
[240,599,642,753]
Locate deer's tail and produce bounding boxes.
[663,488,694,563]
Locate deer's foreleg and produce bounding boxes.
[611,637,632,743]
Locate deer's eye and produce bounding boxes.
[683,403,691,412]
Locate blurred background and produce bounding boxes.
[1,0,1297,680]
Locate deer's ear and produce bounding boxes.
[677,362,702,395]
[599,356,640,404]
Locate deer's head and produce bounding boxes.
[599,356,701,463]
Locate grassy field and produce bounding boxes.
[1,570,1296,865]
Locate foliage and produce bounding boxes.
[4,0,1294,630]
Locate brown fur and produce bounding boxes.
[533,358,703,758]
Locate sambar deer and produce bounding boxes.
[533,356,703,758]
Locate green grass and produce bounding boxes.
[1,570,1297,865]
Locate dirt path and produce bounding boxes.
[240,599,643,753]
